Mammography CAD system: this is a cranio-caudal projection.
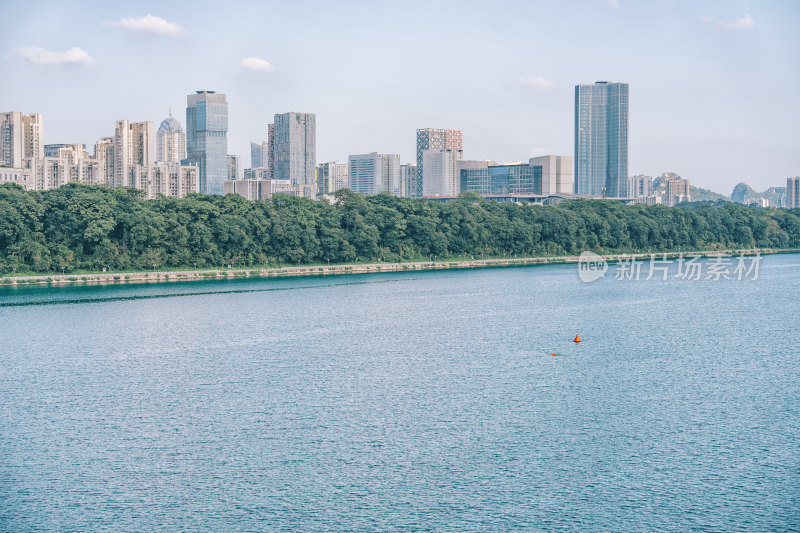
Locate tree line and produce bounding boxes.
[1,183,799,274]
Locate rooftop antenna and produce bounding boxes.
[168,105,172,118]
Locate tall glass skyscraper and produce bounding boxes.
[574,81,628,197]
[186,91,228,195]
[273,112,316,198]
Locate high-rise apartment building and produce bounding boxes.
[95,137,115,186]
[1,112,43,186]
[416,128,462,197]
[317,162,349,195]
[663,175,691,206]
[574,81,628,197]
[186,90,228,195]
[156,113,185,163]
[786,177,799,208]
[348,153,400,195]
[113,120,153,188]
[273,112,316,198]
[627,175,654,199]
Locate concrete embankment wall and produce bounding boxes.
[0,248,787,286]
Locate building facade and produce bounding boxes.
[1,111,43,187]
[250,140,268,169]
[228,154,241,181]
[156,113,185,163]
[530,155,573,195]
[462,163,536,195]
[348,153,400,195]
[113,120,153,188]
[400,163,417,198]
[663,175,691,206]
[627,175,654,199]
[273,112,316,198]
[224,178,294,201]
[317,161,349,195]
[186,90,228,195]
[422,149,459,197]
[415,128,462,197]
[574,81,629,197]
[787,177,800,209]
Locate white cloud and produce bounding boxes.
[517,77,558,91]
[103,15,184,37]
[15,46,96,66]
[604,0,621,9]
[239,57,276,73]
[702,12,754,30]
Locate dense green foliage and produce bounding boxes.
[1,183,799,274]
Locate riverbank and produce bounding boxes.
[1,248,794,287]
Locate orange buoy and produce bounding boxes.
[574,334,581,343]
[552,353,556,356]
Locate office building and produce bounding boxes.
[461,163,535,195]
[317,161,348,195]
[186,90,228,195]
[574,81,628,197]
[273,112,316,198]
[416,128,462,197]
[250,140,268,169]
[422,149,459,197]
[787,177,800,209]
[156,113,185,163]
[348,153,400,195]
[530,155,573,195]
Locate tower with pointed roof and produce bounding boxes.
[156,111,186,164]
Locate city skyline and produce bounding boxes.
[1,1,798,192]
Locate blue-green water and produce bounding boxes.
[1,255,798,531]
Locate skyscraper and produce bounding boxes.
[787,177,800,209]
[250,141,268,168]
[156,112,185,163]
[273,112,316,198]
[267,123,275,178]
[186,90,228,195]
[415,128,462,197]
[574,81,628,197]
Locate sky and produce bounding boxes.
[1,0,798,193]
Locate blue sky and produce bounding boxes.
[2,0,798,193]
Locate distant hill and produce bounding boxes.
[731,182,785,206]
[652,172,728,202]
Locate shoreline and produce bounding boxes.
[1,248,795,287]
